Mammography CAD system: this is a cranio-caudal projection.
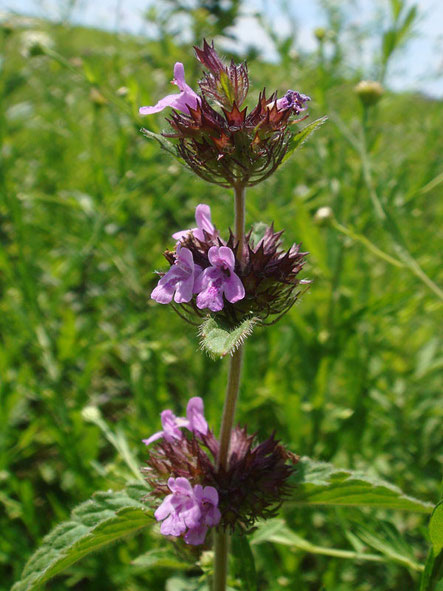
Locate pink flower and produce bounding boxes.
[194,246,245,312]
[139,62,200,116]
[142,409,186,446]
[184,396,208,436]
[172,203,215,242]
[154,477,201,537]
[154,477,220,545]
[142,397,208,446]
[275,90,311,113]
[151,245,200,304]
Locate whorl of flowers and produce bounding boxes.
[151,203,309,326]
[142,397,298,544]
[139,40,310,187]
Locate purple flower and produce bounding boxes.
[184,396,208,436]
[275,90,311,113]
[154,477,201,537]
[139,62,200,116]
[151,245,201,304]
[185,485,221,545]
[194,246,245,312]
[142,409,186,446]
[172,203,215,242]
[154,477,220,545]
[142,396,208,446]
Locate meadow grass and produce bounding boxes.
[0,10,442,591]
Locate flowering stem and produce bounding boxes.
[233,183,246,265]
[213,184,246,591]
[213,528,229,591]
[217,346,244,471]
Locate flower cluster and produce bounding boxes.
[140,40,311,187]
[143,397,298,544]
[154,477,220,545]
[151,203,309,325]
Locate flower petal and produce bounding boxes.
[223,272,245,303]
[217,246,236,270]
[142,431,164,446]
[195,204,214,234]
[186,397,208,435]
[172,228,195,241]
[184,524,208,545]
[196,285,224,312]
[202,486,219,506]
[154,494,173,521]
[174,275,194,303]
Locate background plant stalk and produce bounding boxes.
[213,184,246,591]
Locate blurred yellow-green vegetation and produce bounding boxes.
[1,1,442,589]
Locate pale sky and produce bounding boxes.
[2,0,442,97]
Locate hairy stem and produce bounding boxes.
[213,184,246,591]
[234,183,246,265]
[213,528,230,591]
[217,346,244,471]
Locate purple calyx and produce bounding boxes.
[139,62,201,116]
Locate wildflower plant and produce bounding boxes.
[12,39,441,591]
[140,40,318,587]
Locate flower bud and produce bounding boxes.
[314,206,333,225]
[20,30,54,58]
[354,80,383,107]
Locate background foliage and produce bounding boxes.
[1,1,442,589]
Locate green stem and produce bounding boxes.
[233,183,246,265]
[213,528,230,591]
[216,346,244,471]
[213,184,246,591]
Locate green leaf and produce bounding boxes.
[290,457,433,513]
[141,128,184,162]
[420,549,443,591]
[12,485,152,591]
[231,534,258,591]
[283,116,328,163]
[199,316,258,359]
[251,518,385,564]
[132,548,190,570]
[354,521,424,572]
[430,501,443,555]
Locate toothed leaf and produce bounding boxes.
[199,316,258,359]
[141,128,184,162]
[290,457,433,513]
[12,485,151,591]
[283,116,328,163]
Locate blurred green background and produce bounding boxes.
[0,1,442,589]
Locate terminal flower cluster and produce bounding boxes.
[140,40,311,187]
[151,203,309,325]
[143,397,298,544]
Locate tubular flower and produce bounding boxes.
[194,246,245,312]
[139,62,200,116]
[154,477,220,545]
[151,245,201,304]
[140,41,312,187]
[172,203,216,243]
[143,398,298,539]
[143,396,208,446]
